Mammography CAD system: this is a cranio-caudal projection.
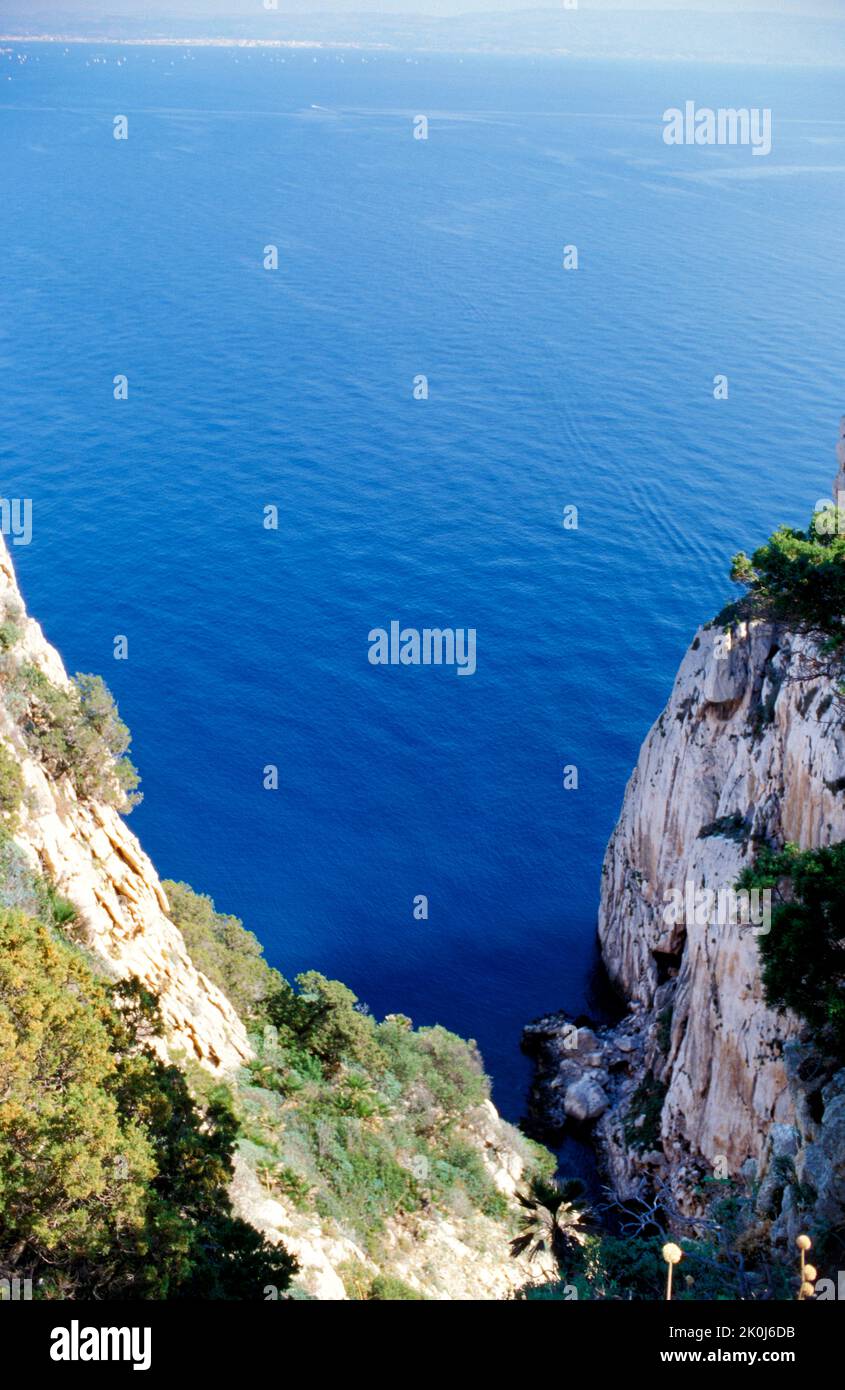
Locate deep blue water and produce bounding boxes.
[1,44,843,1128]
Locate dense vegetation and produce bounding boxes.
[0,828,548,1298]
[165,879,276,1020]
[0,741,25,832]
[0,838,295,1299]
[167,881,551,1276]
[6,665,141,811]
[739,841,845,1058]
[730,504,845,645]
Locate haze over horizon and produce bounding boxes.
[3,0,844,66]
[7,0,843,16]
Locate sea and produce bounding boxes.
[2,43,843,1153]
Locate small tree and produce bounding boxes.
[164,879,279,1020]
[72,673,142,809]
[510,1177,591,1268]
[738,842,845,1056]
[730,508,845,645]
[10,666,141,811]
[0,742,24,832]
[266,971,386,1076]
[0,909,153,1278]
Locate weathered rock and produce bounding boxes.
[564,1076,609,1122]
[768,1059,845,1247]
[756,1123,801,1218]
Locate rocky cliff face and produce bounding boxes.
[596,615,844,1178]
[527,420,845,1242]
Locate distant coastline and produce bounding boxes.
[2,0,843,67]
[0,36,386,51]
[3,38,844,66]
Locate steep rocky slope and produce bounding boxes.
[232,1101,550,1300]
[527,420,845,1247]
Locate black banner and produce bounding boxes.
[1,1297,839,1377]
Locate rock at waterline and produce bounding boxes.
[564,1076,609,1123]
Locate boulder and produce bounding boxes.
[564,1076,609,1123]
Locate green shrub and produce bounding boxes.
[521,1135,558,1185]
[0,831,42,915]
[0,741,24,831]
[0,829,82,939]
[164,880,279,1021]
[730,506,845,645]
[337,1257,372,1300]
[0,909,153,1277]
[624,1076,668,1150]
[583,1233,666,1300]
[309,1118,422,1237]
[432,1136,509,1219]
[739,841,845,1056]
[368,1274,426,1300]
[377,1018,489,1123]
[266,971,386,1077]
[9,666,141,811]
[0,909,297,1299]
[44,888,78,929]
[262,1163,312,1208]
[520,1279,579,1300]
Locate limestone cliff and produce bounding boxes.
[595,615,843,1177]
[527,419,845,1244]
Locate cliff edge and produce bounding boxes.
[527,419,845,1250]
